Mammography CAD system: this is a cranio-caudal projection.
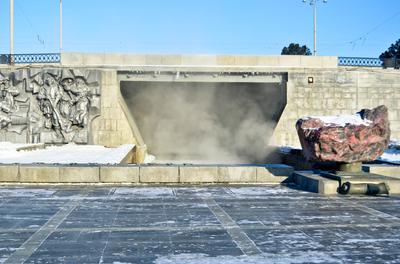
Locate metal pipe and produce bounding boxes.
[60,0,63,52]
[339,182,389,195]
[10,0,14,56]
[313,1,317,56]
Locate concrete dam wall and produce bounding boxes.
[1,54,399,163]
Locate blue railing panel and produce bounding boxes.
[338,57,382,67]
[0,53,61,64]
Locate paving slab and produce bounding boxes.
[0,185,399,263]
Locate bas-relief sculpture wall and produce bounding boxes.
[0,69,101,144]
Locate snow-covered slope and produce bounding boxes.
[0,143,135,164]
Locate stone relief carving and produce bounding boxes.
[0,69,101,144]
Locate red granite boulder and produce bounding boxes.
[296,105,390,163]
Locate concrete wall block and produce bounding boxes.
[181,55,217,66]
[19,165,60,183]
[60,166,100,183]
[217,166,256,183]
[139,166,179,183]
[278,56,301,67]
[0,165,19,182]
[100,166,139,183]
[233,56,260,66]
[61,53,84,66]
[256,165,293,183]
[180,166,219,183]
[363,165,400,178]
[255,56,280,66]
[122,55,146,66]
[103,54,125,65]
[161,55,182,65]
[82,53,105,66]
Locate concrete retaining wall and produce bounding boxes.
[61,53,338,69]
[2,54,400,156]
[0,164,293,184]
[273,68,400,146]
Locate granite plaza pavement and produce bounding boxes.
[1,185,400,264]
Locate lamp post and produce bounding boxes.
[302,0,327,56]
[60,0,63,52]
[10,0,14,57]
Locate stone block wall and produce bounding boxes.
[91,70,136,147]
[273,68,400,147]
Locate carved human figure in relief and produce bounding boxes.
[0,79,20,129]
[73,78,90,126]
[60,77,90,127]
[0,69,100,144]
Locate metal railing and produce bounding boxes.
[0,53,61,64]
[338,57,383,67]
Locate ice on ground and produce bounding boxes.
[229,186,304,196]
[308,113,372,126]
[0,142,134,164]
[0,188,55,197]
[155,252,343,264]
[114,187,174,197]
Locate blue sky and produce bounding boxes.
[0,0,399,57]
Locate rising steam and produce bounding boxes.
[121,81,285,163]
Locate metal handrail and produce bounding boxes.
[0,53,61,64]
[338,57,383,67]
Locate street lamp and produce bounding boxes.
[303,0,328,56]
[10,0,14,57]
[60,0,63,52]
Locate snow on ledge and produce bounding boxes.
[307,113,372,126]
[0,142,135,164]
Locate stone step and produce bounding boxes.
[363,164,400,179]
[293,170,400,195]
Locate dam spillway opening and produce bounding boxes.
[119,71,287,164]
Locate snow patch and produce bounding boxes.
[229,186,302,196]
[0,142,134,164]
[378,139,400,164]
[114,187,174,197]
[308,113,372,127]
[0,188,55,197]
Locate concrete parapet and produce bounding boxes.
[180,166,219,183]
[0,164,295,185]
[217,166,257,183]
[59,166,100,183]
[19,165,60,183]
[61,53,338,69]
[139,165,179,183]
[100,166,139,183]
[0,165,19,182]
